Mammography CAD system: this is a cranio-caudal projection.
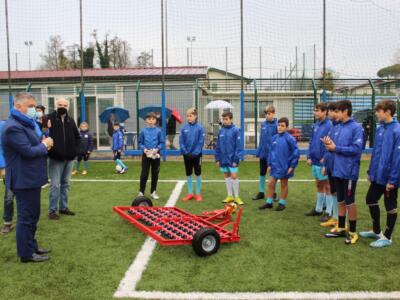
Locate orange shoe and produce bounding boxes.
[182,194,194,201]
[195,194,202,202]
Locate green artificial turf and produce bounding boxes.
[0,160,398,299]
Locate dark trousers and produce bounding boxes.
[366,181,398,211]
[140,155,160,194]
[14,188,41,258]
[259,158,268,176]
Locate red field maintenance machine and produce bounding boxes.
[113,197,243,256]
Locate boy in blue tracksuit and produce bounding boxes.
[215,111,244,205]
[320,102,340,227]
[360,100,400,248]
[112,123,127,174]
[306,103,332,218]
[138,112,164,200]
[323,100,364,245]
[259,117,299,211]
[180,108,205,202]
[253,106,278,201]
[0,120,16,234]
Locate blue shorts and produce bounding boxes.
[220,167,239,174]
[312,165,328,181]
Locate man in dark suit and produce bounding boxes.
[2,92,54,263]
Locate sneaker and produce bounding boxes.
[324,226,347,238]
[151,191,160,200]
[234,197,244,205]
[82,170,88,175]
[72,170,78,175]
[320,218,338,227]
[48,212,60,220]
[320,214,330,222]
[119,167,127,174]
[370,236,392,248]
[138,192,144,197]
[359,230,381,239]
[195,194,202,202]
[252,192,265,200]
[222,196,235,203]
[305,208,323,217]
[59,208,75,216]
[1,224,12,234]
[275,204,286,211]
[345,232,359,245]
[259,203,273,210]
[182,194,194,201]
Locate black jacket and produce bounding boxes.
[47,111,81,161]
[78,130,94,154]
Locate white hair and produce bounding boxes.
[55,97,70,109]
[14,92,35,104]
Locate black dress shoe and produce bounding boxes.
[36,248,51,255]
[59,208,75,216]
[252,192,265,200]
[259,203,273,210]
[20,253,50,263]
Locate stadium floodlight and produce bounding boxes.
[186,36,196,66]
[24,40,33,71]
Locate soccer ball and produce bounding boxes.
[115,165,122,173]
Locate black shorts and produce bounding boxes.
[183,154,202,176]
[327,170,337,194]
[366,181,398,211]
[335,178,357,205]
[113,151,121,161]
[259,158,268,176]
[77,153,90,162]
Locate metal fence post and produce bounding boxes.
[368,79,376,147]
[135,80,141,149]
[254,79,258,148]
[195,79,199,110]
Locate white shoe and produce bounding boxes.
[138,192,144,197]
[151,191,159,200]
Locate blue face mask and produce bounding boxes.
[26,107,37,119]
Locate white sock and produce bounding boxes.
[231,178,239,197]
[225,177,232,196]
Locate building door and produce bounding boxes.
[97,98,115,149]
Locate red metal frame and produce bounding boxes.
[113,204,242,246]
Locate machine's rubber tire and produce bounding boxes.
[192,227,220,257]
[131,196,153,207]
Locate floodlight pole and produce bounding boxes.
[240,0,245,153]
[323,0,326,80]
[161,0,167,161]
[79,0,86,123]
[5,0,13,111]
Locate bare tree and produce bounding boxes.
[40,35,64,70]
[109,36,132,68]
[136,51,154,68]
[67,44,80,69]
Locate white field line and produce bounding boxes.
[112,178,384,300]
[114,290,400,300]
[113,180,185,298]
[72,179,368,183]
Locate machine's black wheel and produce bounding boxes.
[131,196,153,207]
[192,227,220,257]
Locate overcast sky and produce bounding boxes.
[0,0,399,78]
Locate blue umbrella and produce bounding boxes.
[99,106,130,123]
[138,106,172,120]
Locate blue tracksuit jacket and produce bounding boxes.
[308,118,332,166]
[268,132,300,179]
[0,121,5,169]
[368,119,400,187]
[256,119,278,160]
[215,124,243,167]
[331,118,364,181]
[112,129,124,151]
[323,120,340,173]
[179,121,205,156]
[139,126,164,151]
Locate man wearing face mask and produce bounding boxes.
[47,98,80,220]
[2,92,54,262]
